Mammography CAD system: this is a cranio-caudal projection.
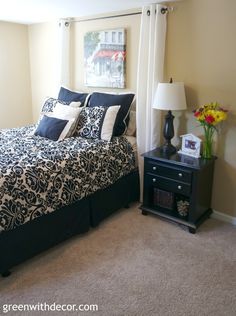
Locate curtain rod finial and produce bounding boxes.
[161,6,174,14]
[160,7,168,14]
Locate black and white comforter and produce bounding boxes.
[0,125,136,233]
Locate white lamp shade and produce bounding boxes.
[153,82,187,111]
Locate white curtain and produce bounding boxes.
[58,19,71,88]
[136,4,167,198]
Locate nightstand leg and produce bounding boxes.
[142,210,148,216]
[188,227,196,234]
[1,270,11,277]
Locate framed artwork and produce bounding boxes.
[178,133,201,158]
[84,28,126,88]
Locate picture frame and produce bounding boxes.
[178,133,201,158]
[84,28,126,88]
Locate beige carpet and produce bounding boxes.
[0,203,236,316]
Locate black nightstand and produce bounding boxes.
[140,148,216,233]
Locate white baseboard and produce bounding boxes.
[211,210,236,225]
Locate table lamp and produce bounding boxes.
[153,78,187,155]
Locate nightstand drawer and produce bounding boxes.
[147,174,191,196]
[146,160,192,184]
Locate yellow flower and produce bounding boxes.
[194,102,228,127]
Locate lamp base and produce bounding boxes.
[161,110,176,156]
[160,143,176,156]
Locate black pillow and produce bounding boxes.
[87,92,135,136]
[34,115,68,141]
[58,87,88,106]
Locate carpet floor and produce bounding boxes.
[0,203,236,316]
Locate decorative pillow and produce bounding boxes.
[53,102,82,117]
[58,87,89,106]
[87,92,135,136]
[41,97,81,114]
[76,106,120,141]
[34,115,75,141]
[126,110,136,136]
[52,103,82,137]
[41,98,63,113]
[69,101,82,108]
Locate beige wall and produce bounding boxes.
[0,21,32,128]
[28,2,236,217]
[166,0,236,216]
[28,11,141,121]
[28,22,59,122]
[72,12,141,93]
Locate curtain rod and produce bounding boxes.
[63,6,171,25]
[72,11,142,23]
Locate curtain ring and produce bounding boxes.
[161,7,168,14]
[147,10,150,16]
[65,21,70,27]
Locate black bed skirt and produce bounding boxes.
[90,169,140,226]
[0,170,139,275]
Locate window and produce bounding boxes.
[112,32,116,43]
[118,32,123,43]
[104,32,109,42]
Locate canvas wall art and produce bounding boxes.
[84,28,126,88]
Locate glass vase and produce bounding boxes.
[202,125,214,159]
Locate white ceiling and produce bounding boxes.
[0,0,173,25]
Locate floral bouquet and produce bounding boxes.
[193,102,228,158]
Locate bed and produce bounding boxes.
[0,89,139,277]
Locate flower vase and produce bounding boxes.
[202,139,212,159]
[194,102,228,159]
[202,126,214,159]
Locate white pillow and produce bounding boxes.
[69,101,82,108]
[41,97,81,114]
[53,102,81,117]
[52,103,82,137]
[126,110,136,136]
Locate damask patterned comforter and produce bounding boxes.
[0,125,136,233]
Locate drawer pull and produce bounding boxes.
[152,178,157,183]
[153,166,157,171]
[178,173,183,178]
[178,185,182,190]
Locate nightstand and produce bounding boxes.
[140,148,216,233]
